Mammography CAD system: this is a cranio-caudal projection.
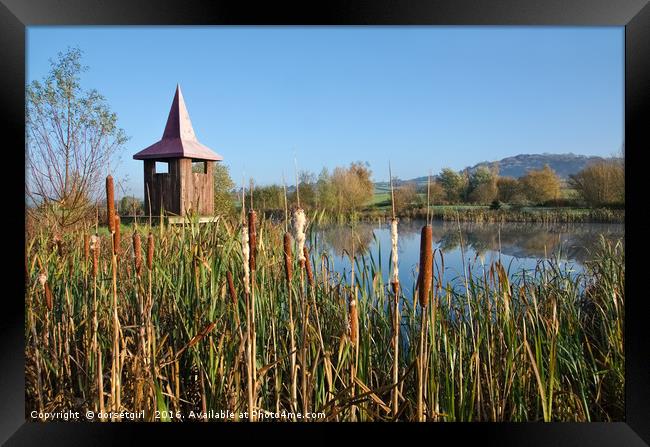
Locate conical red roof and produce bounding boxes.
[133,85,223,161]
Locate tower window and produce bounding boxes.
[192,160,207,174]
[155,161,169,174]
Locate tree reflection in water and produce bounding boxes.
[312,219,624,290]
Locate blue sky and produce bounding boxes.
[27,26,623,199]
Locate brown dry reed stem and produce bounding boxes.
[84,234,90,265]
[390,220,400,417]
[389,163,400,417]
[113,215,121,256]
[283,231,298,414]
[226,270,237,306]
[248,210,257,272]
[91,234,100,278]
[147,233,154,270]
[283,233,293,284]
[133,232,142,277]
[417,224,433,422]
[110,245,121,416]
[246,210,258,416]
[106,175,115,233]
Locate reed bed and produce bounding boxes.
[400,206,625,224]
[260,206,624,225]
[25,211,624,422]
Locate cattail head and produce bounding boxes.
[132,232,142,276]
[418,225,433,308]
[38,272,47,287]
[226,270,237,306]
[303,246,314,288]
[106,175,115,233]
[349,296,358,346]
[241,226,250,296]
[390,218,399,286]
[147,232,154,270]
[90,234,100,278]
[247,210,257,272]
[293,208,306,265]
[113,215,121,255]
[283,232,293,284]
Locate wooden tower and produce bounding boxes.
[133,84,223,217]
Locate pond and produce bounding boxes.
[309,219,625,296]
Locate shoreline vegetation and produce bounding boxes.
[26,201,624,422]
[261,205,625,225]
[109,205,625,229]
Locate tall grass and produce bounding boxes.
[25,212,624,421]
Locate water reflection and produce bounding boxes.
[311,219,624,294]
[316,224,375,258]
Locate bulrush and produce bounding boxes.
[132,232,142,277]
[390,218,399,290]
[303,246,314,288]
[416,223,433,422]
[106,175,115,233]
[418,225,433,308]
[248,210,257,272]
[147,233,154,270]
[113,215,121,256]
[283,232,293,284]
[390,217,400,416]
[349,296,358,347]
[241,226,250,296]
[241,222,254,421]
[293,208,306,265]
[283,230,297,414]
[39,272,52,311]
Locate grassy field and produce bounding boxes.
[26,210,624,422]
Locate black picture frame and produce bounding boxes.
[1,0,647,444]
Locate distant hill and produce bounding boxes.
[377,153,621,190]
[468,153,619,179]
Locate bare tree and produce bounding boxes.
[26,47,127,231]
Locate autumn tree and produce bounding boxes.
[26,47,128,231]
[256,184,285,210]
[438,168,467,203]
[393,182,418,214]
[119,195,143,216]
[316,167,336,211]
[432,182,445,205]
[497,176,524,203]
[331,162,374,213]
[291,171,317,209]
[569,160,624,207]
[213,163,235,216]
[520,165,561,204]
[468,166,498,204]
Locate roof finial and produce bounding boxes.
[133,85,223,161]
